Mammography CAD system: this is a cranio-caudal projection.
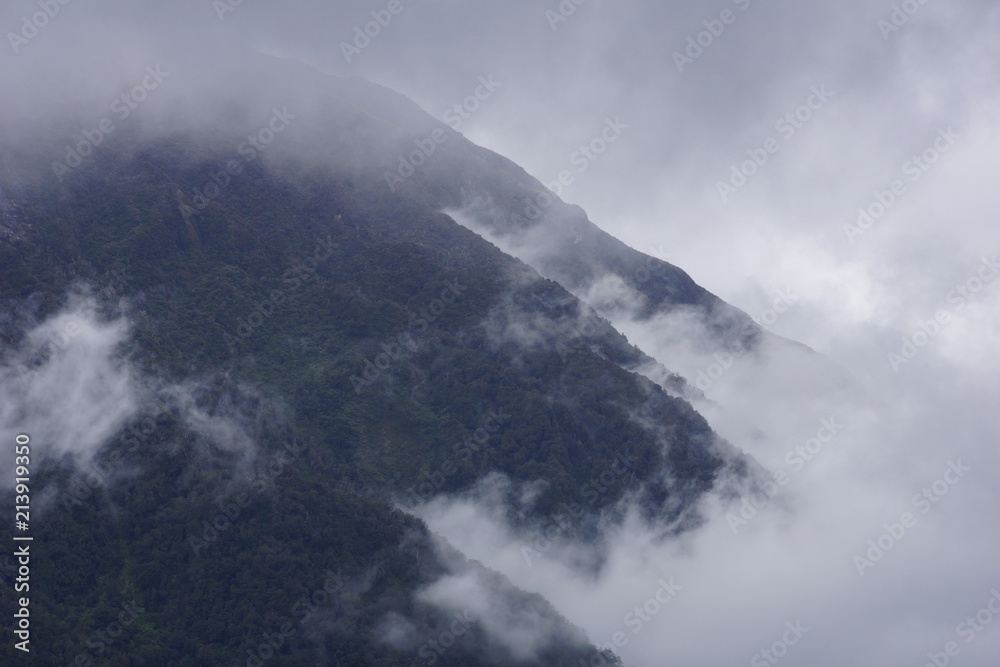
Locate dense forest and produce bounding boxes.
[0,56,750,665]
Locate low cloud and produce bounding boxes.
[415,525,599,664]
[0,289,140,483]
[0,287,269,493]
[414,302,1000,666]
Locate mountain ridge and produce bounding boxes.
[0,51,768,665]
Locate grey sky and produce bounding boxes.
[3,1,998,665]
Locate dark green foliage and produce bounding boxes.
[0,94,738,663]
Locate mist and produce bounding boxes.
[0,289,140,480]
[0,287,280,505]
[2,1,997,665]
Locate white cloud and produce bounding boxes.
[1,2,997,663]
[0,288,267,494]
[0,290,140,482]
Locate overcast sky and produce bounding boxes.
[3,1,999,666]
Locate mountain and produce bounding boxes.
[0,51,760,665]
[334,73,763,349]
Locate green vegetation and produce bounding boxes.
[0,112,737,664]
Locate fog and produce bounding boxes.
[0,288,271,501]
[0,289,140,479]
[2,1,997,665]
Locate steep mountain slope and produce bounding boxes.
[312,65,852,416]
[319,72,762,352]
[0,52,756,664]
